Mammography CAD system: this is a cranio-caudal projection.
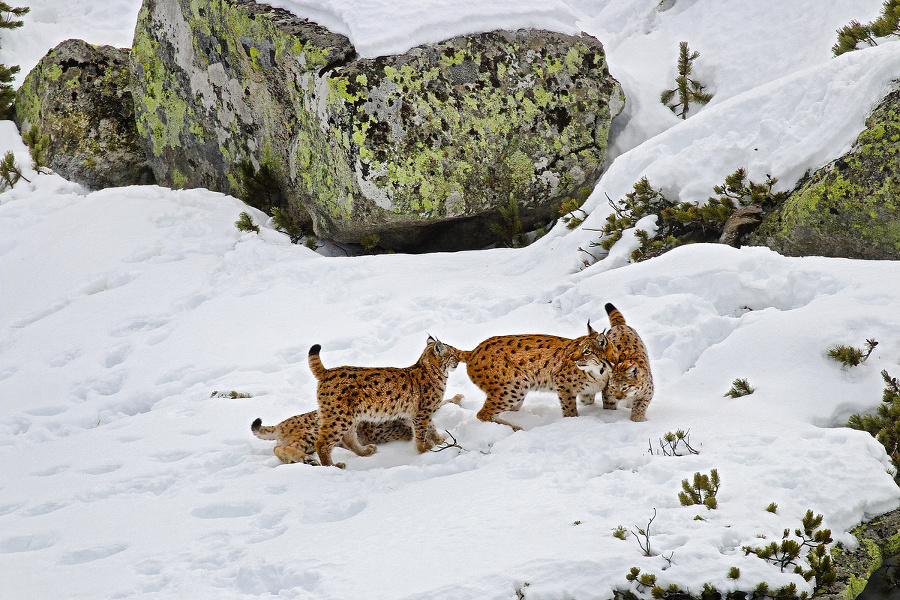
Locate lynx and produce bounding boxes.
[251,394,463,465]
[602,303,654,422]
[311,337,462,468]
[460,323,610,430]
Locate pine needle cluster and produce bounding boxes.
[660,41,712,119]
[827,338,878,367]
[0,2,29,119]
[832,0,900,56]
[271,207,305,243]
[679,469,720,510]
[235,211,259,233]
[724,378,755,398]
[848,370,900,483]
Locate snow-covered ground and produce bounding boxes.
[2,1,900,599]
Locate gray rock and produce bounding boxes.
[14,39,155,189]
[130,0,624,251]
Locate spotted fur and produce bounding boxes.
[602,303,654,422]
[251,393,463,465]
[311,337,462,468]
[460,323,610,430]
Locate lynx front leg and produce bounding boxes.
[412,413,440,452]
[556,385,580,418]
[602,389,618,410]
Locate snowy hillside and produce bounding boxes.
[2,1,900,599]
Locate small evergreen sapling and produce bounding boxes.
[660,41,712,119]
[22,124,49,170]
[490,195,527,248]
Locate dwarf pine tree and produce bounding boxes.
[661,41,712,119]
[0,2,29,119]
[0,149,27,191]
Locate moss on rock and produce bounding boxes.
[130,0,623,251]
[754,87,900,259]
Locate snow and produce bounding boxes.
[2,1,900,599]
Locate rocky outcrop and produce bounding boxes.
[130,0,623,251]
[14,39,155,189]
[752,86,900,260]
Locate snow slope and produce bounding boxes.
[2,1,900,599]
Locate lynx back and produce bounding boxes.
[461,323,610,430]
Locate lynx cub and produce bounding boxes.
[602,303,654,422]
[311,337,462,468]
[252,394,463,465]
[460,323,610,430]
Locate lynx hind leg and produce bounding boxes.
[341,426,377,457]
[476,391,525,431]
[273,442,319,465]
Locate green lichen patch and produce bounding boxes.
[755,87,900,259]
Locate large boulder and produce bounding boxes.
[14,39,155,189]
[752,86,900,260]
[131,0,623,251]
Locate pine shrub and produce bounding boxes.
[832,0,900,56]
[271,207,305,244]
[0,149,26,191]
[0,2,29,119]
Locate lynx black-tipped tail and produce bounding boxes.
[308,344,326,379]
[251,418,262,434]
[605,303,626,327]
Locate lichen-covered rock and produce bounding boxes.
[753,86,900,260]
[131,0,623,251]
[14,39,155,189]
